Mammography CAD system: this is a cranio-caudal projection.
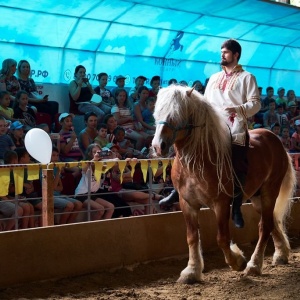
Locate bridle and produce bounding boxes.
[157,120,204,144]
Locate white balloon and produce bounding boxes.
[25,128,52,164]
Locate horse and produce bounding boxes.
[151,85,296,283]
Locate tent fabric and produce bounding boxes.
[0,0,299,93]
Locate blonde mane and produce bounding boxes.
[154,85,233,194]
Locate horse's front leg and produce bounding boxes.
[177,200,203,284]
[215,200,247,271]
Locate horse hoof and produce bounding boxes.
[272,256,288,265]
[177,267,202,284]
[243,263,262,276]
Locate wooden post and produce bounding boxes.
[42,168,54,226]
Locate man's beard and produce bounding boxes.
[220,59,229,66]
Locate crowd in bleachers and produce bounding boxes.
[0,58,299,231]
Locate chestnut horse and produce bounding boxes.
[152,85,296,283]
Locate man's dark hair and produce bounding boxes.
[221,39,242,61]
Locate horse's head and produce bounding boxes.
[151,85,200,157]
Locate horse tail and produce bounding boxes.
[273,154,296,239]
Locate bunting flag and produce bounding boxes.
[128,160,138,178]
[27,165,40,180]
[117,160,127,183]
[13,168,25,195]
[140,160,149,183]
[150,160,159,179]
[0,168,10,197]
[161,159,170,181]
[94,161,104,182]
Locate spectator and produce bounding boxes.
[94,72,114,114]
[94,123,109,148]
[128,75,147,109]
[9,121,25,148]
[78,112,98,155]
[263,99,277,129]
[270,122,280,137]
[286,89,297,107]
[17,60,59,118]
[69,65,105,121]
[0,91,21,122]
[141,97,156,135]
[103,114,118,143]
[75,143,115,221]
[13,90,36,130]
[263,86,275,110]
[192,80,205,95]
[148,75,160,100]
[0,116,16,162]
[51,146,83,224]
[113,126,145,159]
[276,87,287,110]
[59,113,82,162]
[280,127,291,152]
[0,58,20,102]
[111,75,126,97]
[286,101,300,134]
[276,104,289,128]
[112,88,147,150]
[168,78,177,85]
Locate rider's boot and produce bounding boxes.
[159,189,179,207]
[232,174,246,228]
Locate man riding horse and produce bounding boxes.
[159,39,261,228]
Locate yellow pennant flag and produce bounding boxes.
[140,160,149,183]
[13,168,25,195]
[128,160,138,178]
[27,165,40,180]
[161,160,170,181]
[104,161,117,172]
[150,159,159,179]
[94,161,104,182]
[117,161,127,183]
[0,168,10,197]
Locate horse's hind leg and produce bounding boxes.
[177,201,203,284]
[215,202,247,271]
[244,189,276,276]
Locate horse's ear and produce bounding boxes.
[186,86,195,97]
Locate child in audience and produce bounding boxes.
[141,97,156,135]
[0,116,16,162]
[94,123,109,148]
[9,120,25,148]
[148,75,160,100]
[113,126,144,158]
[13,90,36,129]
[75,143,115,221]
[270,122,280,137]
[59,113,82,162]
[94,72,114,114]
[290,120,300,170]
[0,150,27,231]
[263,99,277,129]
[51,146,83,224]
[280,127,291,151]
[0,91,21,122]
[276,104,289,128]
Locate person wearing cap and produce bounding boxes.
[287,101,300,127]
[111,75,126,97]
[128,75,147,109]
[9,120,25,148]
[276,87,287,110]
[58,112,82,162]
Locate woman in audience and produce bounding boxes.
[133,86,153,147]
[0,58,20,102]
[16,60,59,118]
[13,90,36,130]
[78,112,98,155]
[103,114,118,143]
[69,65,105,121]
[112,88,148,150]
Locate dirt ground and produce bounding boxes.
[1,236,299,300]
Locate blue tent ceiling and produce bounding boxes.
[0,0,299,90]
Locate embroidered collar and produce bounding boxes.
[222,64,244,74]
